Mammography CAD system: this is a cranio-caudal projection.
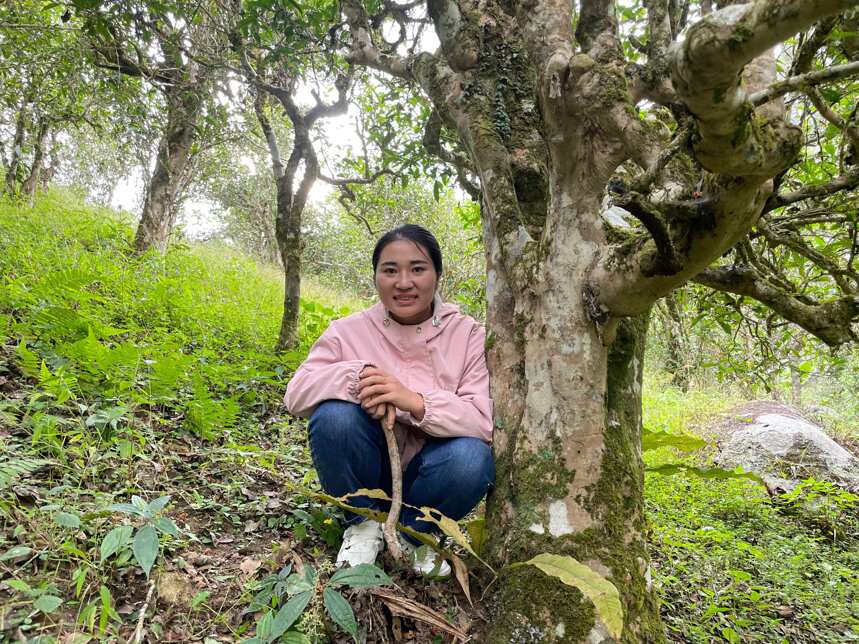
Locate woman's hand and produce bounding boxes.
[358,367,425,420]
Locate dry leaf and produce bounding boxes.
[239,557,262,577]
[367,588,468,641]
[450,554,472,606]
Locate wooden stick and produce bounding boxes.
[381,404,404,561]
[132,580,156,644]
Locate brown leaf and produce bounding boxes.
[450,554,472,606]
[239,557,262,577]
[367,588,468,641]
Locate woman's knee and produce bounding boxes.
[308,400,366,441]
[308,400,378,444]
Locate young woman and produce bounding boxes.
[284,224,494,576]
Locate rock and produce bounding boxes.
[715,413,859,492]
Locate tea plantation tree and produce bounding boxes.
[73,0,232,253]
[327,0,859,640]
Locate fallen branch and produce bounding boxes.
[132,580,156,644]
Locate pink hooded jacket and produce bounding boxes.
[283,297,493,469]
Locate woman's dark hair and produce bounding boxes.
[372,224,443,276]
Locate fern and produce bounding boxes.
[0,442,49,490]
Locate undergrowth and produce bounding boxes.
[643,376,859,643]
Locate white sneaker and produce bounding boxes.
[402,540,451,578]
[336,520,384,568]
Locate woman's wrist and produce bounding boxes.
[410,391,425,421]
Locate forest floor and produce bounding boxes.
[2,191,858,643]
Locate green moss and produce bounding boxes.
[487,566,596,643]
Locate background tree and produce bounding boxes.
[0,0,122,200]
[73,0,233,253]
[332,0,859,639]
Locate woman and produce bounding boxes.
[284,224,495,576]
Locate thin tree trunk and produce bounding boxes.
[38,132,59,190]
[21,119,49,199]
[663,291,690,391]
[275,177,302,350]
[3,107,28,196]
[133,79,204,253]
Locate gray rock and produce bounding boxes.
[716,413,859,491]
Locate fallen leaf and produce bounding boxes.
[450,554,472,606]
[367,588,468,641]
[244,520,259,533]
[239,557,262,577]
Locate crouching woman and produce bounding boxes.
[283,224,495,576]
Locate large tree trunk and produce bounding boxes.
[482,203,661,642]
[133,78,205,253]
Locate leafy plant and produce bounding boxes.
[243,563,392,643]
[777,477,859,542]
[102,494,178,576]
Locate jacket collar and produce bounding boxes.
[367,294,458,343]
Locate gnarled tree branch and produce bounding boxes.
[693,264,859,346]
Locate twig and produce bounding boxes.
[132,580,156,644]
[381,404,404,561]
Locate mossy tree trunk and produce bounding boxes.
[339,0,859,640]
[133,74,207,254]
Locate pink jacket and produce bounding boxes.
[283,298,493,468]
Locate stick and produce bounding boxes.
[132,580,156,644]
[381,404,404,561]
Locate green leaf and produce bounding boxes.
[155,516,178,536]
[511,553,624,640]
[0,545,32,561]
[269,590,313,641]
[99,585,111,634]
[55,511,81,529]
[5,579,33,594]
[146,495,171,517]
[642,427,708,452]
[108,502,144,516]
[190,590,211,609]
[100,525,133,563]
[34,594,63,613]
[323,588,358,641]
[132,526,159,577]
[329,563,392,589]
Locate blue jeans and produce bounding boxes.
[308,400,495,544]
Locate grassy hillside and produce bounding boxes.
[0,191,856,643]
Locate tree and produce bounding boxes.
[229,0,439,349]
[0,1,116,200]
[74,0,232,253]
[328,0,859,639]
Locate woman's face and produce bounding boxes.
[375,239,438,325]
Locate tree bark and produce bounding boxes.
[133,75,206,253]
[3,105,29,196]
[21,118,49,200]
[481,201,661,642]
[663,292,690,390]
[275,175,304,350]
